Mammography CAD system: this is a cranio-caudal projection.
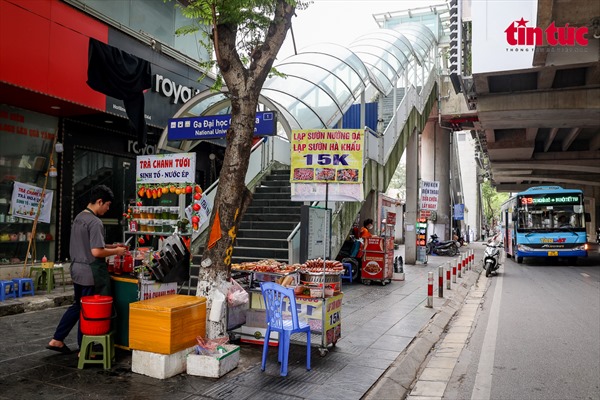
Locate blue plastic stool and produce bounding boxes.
[0,280,17,301]
[12,278,35,297]
[340,262,353,283]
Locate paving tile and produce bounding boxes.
[410,380,447,397]
[406,396,443,400]
[418,366,454,381]
[443,332,470,343]
[434,345,463,359]
[369,334,413,352]
[425,356,459,369]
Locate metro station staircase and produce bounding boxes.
[184,169,300,295]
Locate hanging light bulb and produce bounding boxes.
[48,159,58,177]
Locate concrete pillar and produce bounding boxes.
[420,107,451,241]
[405,127,419,264]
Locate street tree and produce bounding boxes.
[176,0,302,338]
[481,180,508,227]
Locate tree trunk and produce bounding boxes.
[196,0,295,339]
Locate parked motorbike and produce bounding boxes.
[426,234,459,256]
[483,240,502,277]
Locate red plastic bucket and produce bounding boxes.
[80,295,113,335]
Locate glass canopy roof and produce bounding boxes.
[162,19,439,148]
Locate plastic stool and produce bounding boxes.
[29,266,54,293]
[0,280,17,301]
[341,262,353,283]
[12,278,35,297]
[78,333,115,370]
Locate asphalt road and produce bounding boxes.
[445,247,600,400]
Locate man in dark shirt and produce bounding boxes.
[46,185,127,354]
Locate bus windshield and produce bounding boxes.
[516,193,585,232]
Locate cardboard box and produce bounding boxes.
[129,294,206,355]
[187,344,240,378]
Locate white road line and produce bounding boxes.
[470,271,504,400]
[580,273,590,278]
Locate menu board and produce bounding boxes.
[300,206,331,262]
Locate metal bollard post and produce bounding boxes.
[446,262,451,290]
[458,256,462,278]
[426,271,434,308]
[452,261,457,283]
[470,250,474,270]
[438,265,444,298]
[463,254,467,273]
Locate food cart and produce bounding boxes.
[231,258,343,356]
[361,213,395,285]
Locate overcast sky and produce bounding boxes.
[277,0,445,60]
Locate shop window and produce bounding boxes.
[0,105,58,265]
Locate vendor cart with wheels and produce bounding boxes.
[361,236,393,285]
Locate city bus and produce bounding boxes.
[500,186,589,263]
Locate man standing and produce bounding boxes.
[46,185,127,354]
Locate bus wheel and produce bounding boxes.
[516,256,523,264]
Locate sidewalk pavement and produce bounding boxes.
[0,243,487,400]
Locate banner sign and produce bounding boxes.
[291,129,363,184]
[11,182,54,223]
[454,203,465,220]
[420,180,439,210]
[167,111,276,141]
[136,153,196,184]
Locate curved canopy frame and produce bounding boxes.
[157,21,439,150]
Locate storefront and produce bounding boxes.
[0,0,216,273]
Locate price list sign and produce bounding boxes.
[290,129,363,184]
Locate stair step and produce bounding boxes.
[252,192,293,200]
[237,229,292,239]
[242,213,300,222]
[239,221,298,230]
[251,199,298,207]
[256,180,289,187]
[246,206,301,214]
[233,246,288,260]
[236,237,288,248]
[254,186,291,193]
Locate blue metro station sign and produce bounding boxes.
[167,111,277,140]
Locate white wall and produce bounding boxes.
[472,0,538,74]
[456,132,479,241]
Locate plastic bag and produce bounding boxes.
[195,336,229,356]
[227,278,249,307]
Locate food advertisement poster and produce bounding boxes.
[291,129,364,202]
[136,153,196,184]
[11,182,53,223]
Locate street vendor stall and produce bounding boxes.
[231,258,344,356]
[108,153,202,348]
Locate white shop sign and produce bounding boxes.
[136,153,196,184]
[420,180,439,211]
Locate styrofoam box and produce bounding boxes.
[187,344,240,378]
[132,346,195,379]
[239,326,279,346]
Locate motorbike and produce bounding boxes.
[483,240,502,277]
[426,234,459,256]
